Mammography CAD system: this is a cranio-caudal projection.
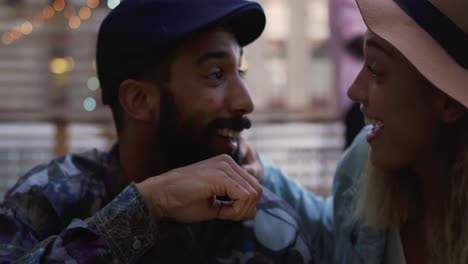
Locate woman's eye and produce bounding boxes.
[366,64,379,78]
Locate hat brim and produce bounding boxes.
[176,3,266,47]
[356,0,468,107]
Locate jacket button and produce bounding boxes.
[133,239,142,250]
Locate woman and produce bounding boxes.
[261,0,467,263]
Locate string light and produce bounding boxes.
[53,0,66,12]
[87,0,100,9]
[42,6,55,19]
[21,22,33,35]
[1,32,13,45]
[79,7,92,20]
[49,57,75,74]
[2,0,112,46]
[10,28,22,40]
[33,15,45,26]
[68,16,81,29]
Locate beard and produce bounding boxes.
[158,87,251,169]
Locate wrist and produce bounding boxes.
[135,178,166,219]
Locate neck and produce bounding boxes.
[412,162,447,219]
[118,124,169,184]
[410,141,454,222]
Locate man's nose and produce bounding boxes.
[226,77,255,115]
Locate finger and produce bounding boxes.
[216,158,258,200]
[217,159,259,219]
[222,171,255,220]
[225,157,263,200]
[211,155,261,219]
[222,156,263,219]
[213,174,252,220]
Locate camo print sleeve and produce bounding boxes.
[0,153,157,263]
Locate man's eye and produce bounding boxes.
[207,70,224,80]
[238,69,247,78]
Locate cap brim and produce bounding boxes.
[166,2,266,47]
[217,5,266,46]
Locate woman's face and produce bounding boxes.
[348,32,446,171]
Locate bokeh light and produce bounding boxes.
[49,57,74,74]
[107,0,120,9]
[42,6,55,19]
[79,7,92,20]
[53,0,66,12]
[69,16,81,29]
[21,22,33,35]
[83,97,97,112]
[2,33,13,45]
[87,0,100,9]
[87,77,100,91]
[33,15,46,26]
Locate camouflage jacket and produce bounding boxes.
[0,146,312,263]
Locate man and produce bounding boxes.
[0,0,311,263]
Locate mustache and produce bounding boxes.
[211,116,252,130]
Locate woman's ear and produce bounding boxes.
[118,79,160,122]
[441,95,466,124]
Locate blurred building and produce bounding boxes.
[0,0,343,198]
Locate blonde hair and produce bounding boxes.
[354,114,468,264]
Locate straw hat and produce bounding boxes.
[356,0,468,107]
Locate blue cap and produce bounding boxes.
[97,0,266,105]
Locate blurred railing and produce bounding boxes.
[0,122,343,199]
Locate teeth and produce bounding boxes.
[218,129,240,138]
[365,117,384,127]
[364,117,372,125]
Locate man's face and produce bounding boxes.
[158,28,254,168]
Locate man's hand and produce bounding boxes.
[136,154,262,223]
[238,136,263,181]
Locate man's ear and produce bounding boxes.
[441,95,466,124]
[119,79,159,122]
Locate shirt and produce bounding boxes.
[262,126,389,263]
[0,146,312,263]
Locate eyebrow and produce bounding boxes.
[196,49,244,65]
[196,51,229,65]
[365,39,393,58]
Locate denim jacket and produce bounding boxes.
[261,127,387,263]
